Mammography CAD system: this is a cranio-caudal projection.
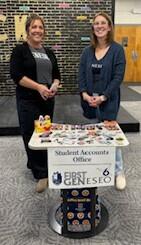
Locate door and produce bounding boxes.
[114,25,141,82]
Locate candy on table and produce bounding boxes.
[34,115,51,133]
[103,120,118,130]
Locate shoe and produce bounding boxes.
[36,178,48,193]
[115,173,126,190]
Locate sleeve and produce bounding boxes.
[78,48,87,93]
[49,49,61,81]
[103,46,126,98]
[10,45,25,84]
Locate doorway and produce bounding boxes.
[114,0,141,82]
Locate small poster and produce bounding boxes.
[48,146,115,189]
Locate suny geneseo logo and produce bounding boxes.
[52,171,62,185]
[52,168,111,186]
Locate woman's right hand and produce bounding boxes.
[19,76,50,100]
[37,84,50,100]
[82,92,95,107]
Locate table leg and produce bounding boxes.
[48,188,109,238]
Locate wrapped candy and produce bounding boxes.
[34,115,51,133]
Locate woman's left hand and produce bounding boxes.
[48,79,61,98]
[90,96,102,107]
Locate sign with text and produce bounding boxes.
[48,146,115,189]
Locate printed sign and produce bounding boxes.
[48,146,115,189]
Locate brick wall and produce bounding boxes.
[0,0,113,95]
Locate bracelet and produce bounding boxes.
[100,95,107,102]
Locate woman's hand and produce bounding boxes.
[90,95,107,107]
[48,79,61,98]
[19,76,51,100]
[48,83,58,97]
[82,92,93,105]
[19,76,61,100]
[91,96,102,107]
[82,92,101,107]
[37,84,50,100]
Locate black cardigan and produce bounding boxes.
[10,42,61,100]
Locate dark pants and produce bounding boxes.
[16,96,54,179]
